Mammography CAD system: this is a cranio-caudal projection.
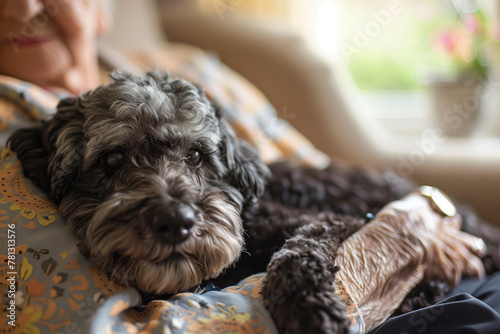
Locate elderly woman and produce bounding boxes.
[0,1,499,333]
[0,0,109,93]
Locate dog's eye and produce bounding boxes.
[103,152,125,169]
[186,149,202,166]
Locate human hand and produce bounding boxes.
[386,190,485,286]
[335,187,485,330]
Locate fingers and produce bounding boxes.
[384,190,486,289]
[463,252,486,279]
[441,214,462,231]
[456,231,486,279]
[458,231,487,258]
[428,239,462,285]
[426,231,486,286]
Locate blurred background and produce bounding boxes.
[101,0,500,224]
[192,0,500,136]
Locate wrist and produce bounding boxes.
[335,196,439,330]
[336,210,427,301]
[336,218,427,330]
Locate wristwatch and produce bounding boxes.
[413,185,457,217]
[412,186,487,254]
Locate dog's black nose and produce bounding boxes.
[151,203,196,244]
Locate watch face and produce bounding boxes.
[419,186,457,217]
[431,188,457,217]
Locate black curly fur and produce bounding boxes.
[263,161,412,215]
[210,160,500,334]
[261,211,365,334]
[257,162,412,333]
[263,236,349,334]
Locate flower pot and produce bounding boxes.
[427,81,483,137]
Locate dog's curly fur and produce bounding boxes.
[252,162,500,332]
[8,71,500,334]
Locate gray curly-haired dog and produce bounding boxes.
[8,71,269,294]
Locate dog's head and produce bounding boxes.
[8,71,269,294]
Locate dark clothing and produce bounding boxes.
[372,273,500,334]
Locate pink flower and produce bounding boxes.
[432,28,476,63]
[433,29,460,54]
[462,13,480,34]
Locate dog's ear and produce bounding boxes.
[7,126,50,191]
[216,109,270,211]
[8,96,86,203]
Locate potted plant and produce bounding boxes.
[428,7,498,136]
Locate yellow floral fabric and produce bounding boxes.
[0,146,126,334]
[92,274,274,334]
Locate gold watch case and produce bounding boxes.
[414,185,457,217]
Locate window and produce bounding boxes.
[339,0,500,136]
[193,0,500,136]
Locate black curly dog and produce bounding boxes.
[8,71,500,334]
[235,162,500,333]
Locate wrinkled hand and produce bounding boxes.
[336,190,486,330]
[387,193,485,286]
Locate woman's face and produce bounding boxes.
[0,0,110,91]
